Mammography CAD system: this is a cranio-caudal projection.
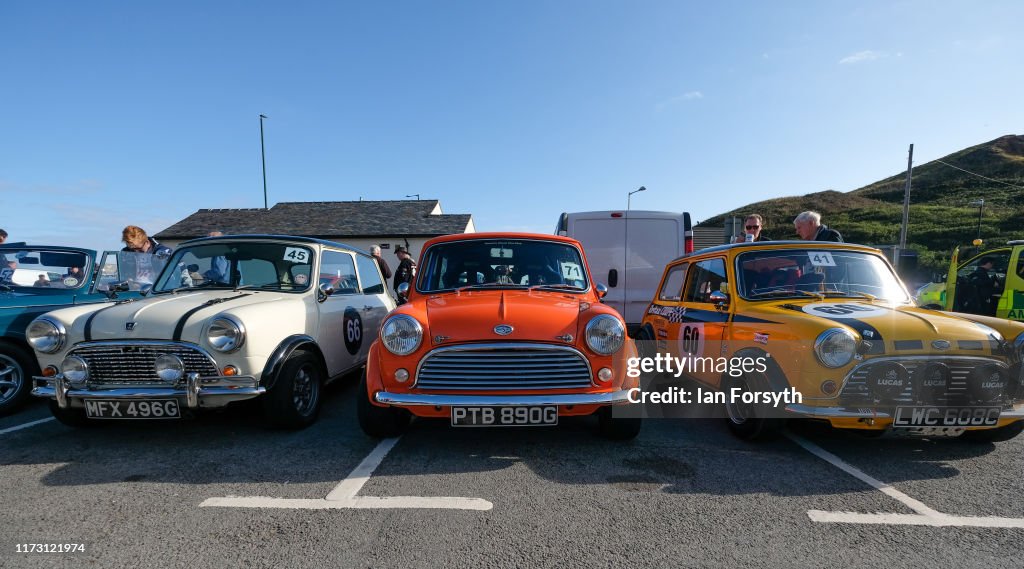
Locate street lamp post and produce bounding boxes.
[405,194,421,200]
[259,114,269,210]
[968,199,984,244]
[623,186,646,326]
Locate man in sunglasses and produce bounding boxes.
[734,214,771,243]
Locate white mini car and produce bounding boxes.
[29,235,395,429]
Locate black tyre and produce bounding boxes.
[262,350,323,429]
[0,342,40,417]
[959,421,1024,443]
[48,400,93,428]
[634,326,656,362]
[597,406,642,440]
[356,372,409,438]
[723,373,785,441]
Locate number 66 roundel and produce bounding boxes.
[343,307,363,355]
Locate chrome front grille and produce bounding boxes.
[415,344,594,391]
[69,342,219,386]
[840,356,1010,405]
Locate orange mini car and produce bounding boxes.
[357,233,641,439]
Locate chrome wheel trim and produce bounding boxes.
[291,364,319,415]
[0,354,24,404]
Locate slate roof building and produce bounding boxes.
[154,200,475,261]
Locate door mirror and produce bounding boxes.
[595,283,608,299]
[608,269,618,288]
[397,282,410,300]
[709,290,729,309]
[317,283,335,303]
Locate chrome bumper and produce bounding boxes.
[374,389,634,407]
[32,372,265,409]
[784,403,1024,420]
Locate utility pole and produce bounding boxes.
[897,144,914,269]
[260,114,269,210]
[624,186,646,324]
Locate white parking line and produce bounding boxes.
[0,417,55,435]
[787,432,1024,528]
[200,436,493,511]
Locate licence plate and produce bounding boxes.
[83,399,181,419]
[450,406,558,427]
[892,406,1000,428]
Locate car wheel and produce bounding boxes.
[634,325,656,361]
[262,350,322,430]
[597,406,642,440]
[723,373,785,441]
[0,343,39,417]
[356,371,409,438]
[959,421,1024,443]
[48,400,93,428]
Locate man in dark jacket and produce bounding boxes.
[371,245,392,280]
[794,211,843,242]
[968,257,998,316]
[393,246,416,303]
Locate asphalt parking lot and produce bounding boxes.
[2,378,1024,568]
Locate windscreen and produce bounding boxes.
[417,239,588,293]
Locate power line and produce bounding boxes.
[932,159,1024,190]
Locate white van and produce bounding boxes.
[555,210,693,331]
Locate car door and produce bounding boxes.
[645,261,689,358]
[950,248,1011,316]
[317,249,364,377]
[354,253,395,356]
[677,257,731,389]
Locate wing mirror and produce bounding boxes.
[104,281,130,299]
[317,283,335,303]
[709,290,730,309]
[595,283,608,299]
[397,282,410,300]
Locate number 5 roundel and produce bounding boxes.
[343,307,363,355]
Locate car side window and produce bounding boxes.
[355,254,386,295]
[321,250,359,294]
[683,258,727,304]
[658,263,689,302]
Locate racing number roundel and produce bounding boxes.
[678,323,705,356]
[801,303,889,319]
[343,307,363,355]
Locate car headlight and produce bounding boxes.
[155,353,185,383]
[814,328,857,368]
[207,316,245,353]
[27,318,66,354]
[586,314,625,355]
[381,315,423,356]
[61,356,89,386]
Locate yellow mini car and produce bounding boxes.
[637,241,1024,441]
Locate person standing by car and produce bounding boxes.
[0,229,15,269]
[733,214,771,243]
[393,246,416,303]
[969,257,998,316]
[794,211,843,242]
[121,225,173,287]
[371,245,392,281]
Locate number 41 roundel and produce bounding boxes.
[343,307,363,355]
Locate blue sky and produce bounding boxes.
[2,0,1022,252]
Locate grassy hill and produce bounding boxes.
[698,134,1024,271]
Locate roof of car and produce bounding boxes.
[0,244,97,255]
[423,232,581,246]
[177,234,370,255]
[671,240,882,262]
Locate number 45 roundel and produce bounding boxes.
[343,307,363,355]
